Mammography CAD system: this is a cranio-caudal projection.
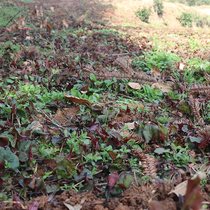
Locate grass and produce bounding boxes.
[132,50,181,72]
[0,5,23,27]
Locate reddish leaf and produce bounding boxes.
[0,178,3,186]
[28,201,39,210]
[0,136,8,147]
[0,162,4,170]
[183,176,203,210]
[107,172,119,190]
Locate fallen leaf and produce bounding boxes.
[53,107,79,125]
[149,200,165,210]
[115,56,132,73]
[169,180,188,196]
[0,136,9,147]
[62,19,69,28]
[63,202,82,210]
[108,172,119,190]
[124,122,136,130]
[183,176,202,210]
[128,82,142,90]
[28,201,39,210]
[152,82,172,93]
[151,67,161,78]
[65,95,92,107]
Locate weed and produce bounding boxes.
[136,8,151,23]
[66,131,90,155]
[156,143,194,167]
[129,85,163,103]
[183,58,210,84]
[38,143,59,158]
[188,38,200,51]
[153,0,164,17]
[169,0,210,6]
[132,50,180,72]
[178,12,193,27]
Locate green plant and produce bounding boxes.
[136,7,151,23]
[133,50,180,72]
[38,143,59,158]
[186,0,196,5]
[155,143,193,167]
[168,0,210,6]
[0,5,22,27]
[129,85,163,102]
[67,131,90,155]
[178,12,193,27]
[153,0,164,17]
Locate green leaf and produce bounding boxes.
[90,73,97,82]
[154,147,167,154]
[189,136,202,143]
[0,147,19,170]
[143,125,154,143]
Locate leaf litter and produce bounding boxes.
[0,0,210,210]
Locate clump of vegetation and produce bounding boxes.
[169,0,210,6]
[153,0,164,17]
[178,12,193,27]
[0,4,22,27]
[136,7,151,23]
[178,12,210,28]
[132,50,180,72]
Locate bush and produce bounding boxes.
[136,8,151,23]
[178,12,193,27]
[153,0,164,17]
[178,12,210,28]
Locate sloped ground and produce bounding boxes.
[0,0,210,210]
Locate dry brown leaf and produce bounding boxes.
[64,95,92,107]
[53,107,79,125]
[62,19,69,28]
[124,122,136,130]
[183,176,203,210]
[169,180,188,197]
[128,82,142,90]
[149,200,166,210]
[152,82,173,93]
[114,56,132,73]
[127,103,144,110]
[151,67,161,78]
[63,202,82,210]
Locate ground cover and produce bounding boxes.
[0,0,209,209]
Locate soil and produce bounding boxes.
[0,0,209,210]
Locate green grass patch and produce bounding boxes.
[0,5,23,27]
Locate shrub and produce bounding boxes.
[178,12,193,27]
[136,8,151,23]
[153,0,164,17]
